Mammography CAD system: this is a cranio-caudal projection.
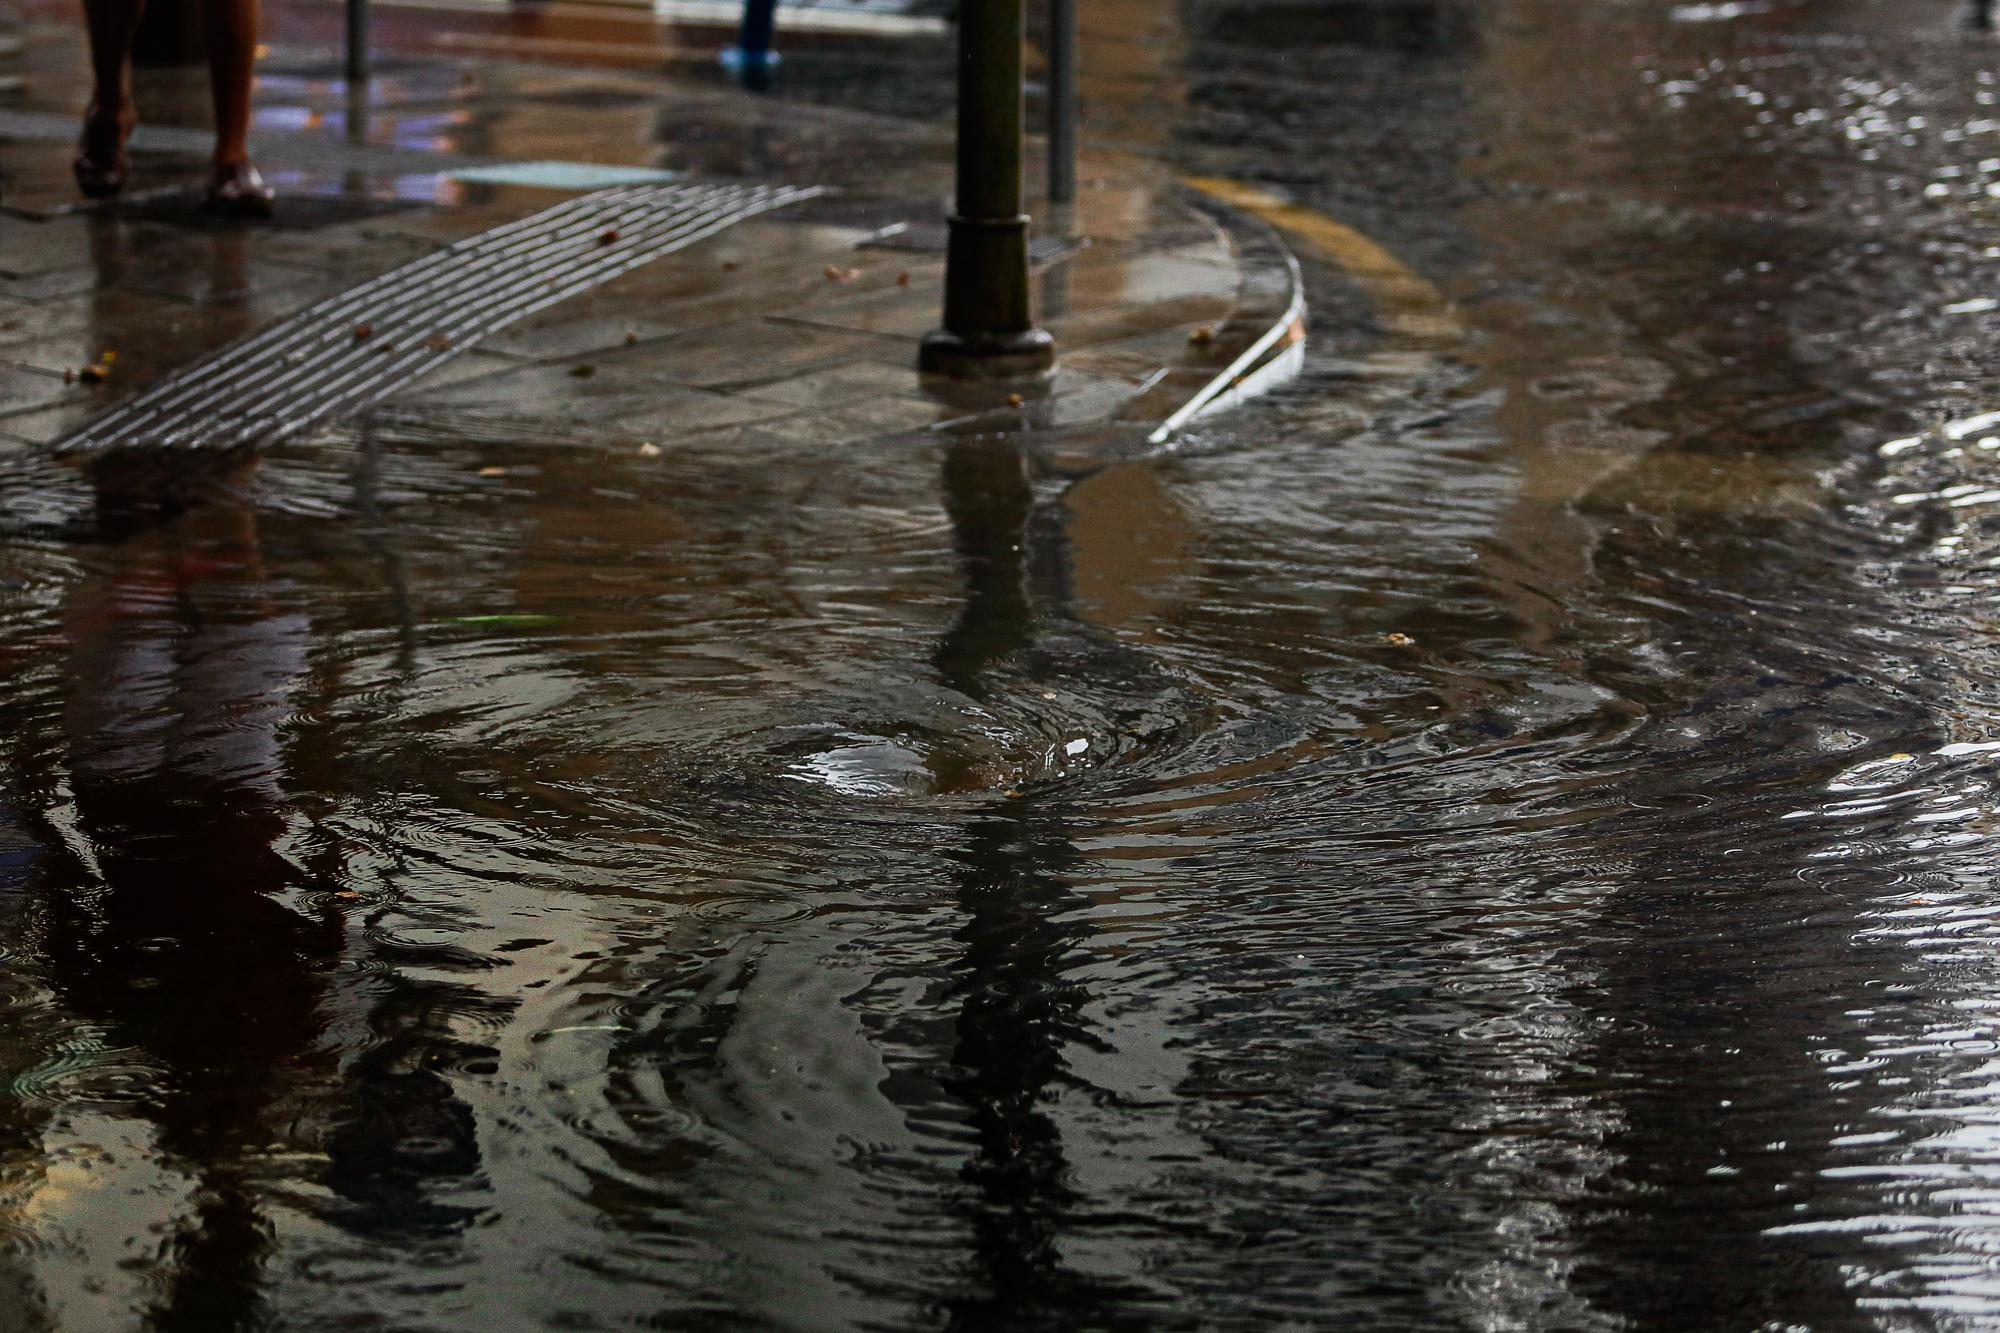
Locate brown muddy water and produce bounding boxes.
[7,0,2000,1328]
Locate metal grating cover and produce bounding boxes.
[53,181,823,456]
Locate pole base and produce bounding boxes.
[918,327,1056,381]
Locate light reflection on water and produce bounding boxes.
[11,1,2000,1329]
[0,340,1992,1328]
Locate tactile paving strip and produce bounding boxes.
[53,181,823,456]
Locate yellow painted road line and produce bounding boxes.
[1183,175,1461,347]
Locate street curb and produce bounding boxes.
[1146,189,1309,445]
[1091,182,1308,449]
[1180,175,1461,418]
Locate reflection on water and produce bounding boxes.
[9,0,2000,1327]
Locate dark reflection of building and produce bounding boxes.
[0,802,46,1327]
[1461,0,1974,1326]
[940,798,1151,1330]
[309,428,498,1248]
[931,438,1150,1327]
[934,437,1041,706]
[40,491,339,1328]
[0,470,491,1321]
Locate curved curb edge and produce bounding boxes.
[1143,184,1311,446]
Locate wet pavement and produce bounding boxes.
[9,0,2000,1328]
[0,12,1288,457]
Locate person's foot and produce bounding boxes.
[205,160,274,220]
[73,106,134,199]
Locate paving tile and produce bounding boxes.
[1045,292,1237,350]
[1059,247,1239,310]
[595,319,900,390]
[382,361,800,440]
[1061,323,1225,381]
[753,394,953,444]
[921,367,1143,436]
[0,296,90,345]
[733,358,927,409]
[0,267,101,302]
[250,225,442,278]
[0,215,98,277]
[482,314,685,361]
[606,388,801,435]
[773,283,943,338]
[0,401,97,445]
[356,204,525,245]
[400,349,537,392]
[0,363,88,415]
[1,303,259,381]
[124,255,337,306]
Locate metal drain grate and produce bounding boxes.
[53,181,823,456]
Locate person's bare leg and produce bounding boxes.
[203,0,272,215]
[76,0,144,196]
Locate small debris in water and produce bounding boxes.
[599,228,621,245]
[1190,324,1216,345]
[1383,632,1417,646]
[1007,392,1025,408]
[570,365,597,379]
[624,330,639,346]
[353,322,374,341]
[825,264,862,283]
[426,335,452,351]
[1065,739,1089,757]
[722,259,741,271]
[478,466,509,477]
[637,442,663,458]
[897,271,911,287]
[77,362,109,384]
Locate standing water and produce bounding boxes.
[6,0,2000,1327]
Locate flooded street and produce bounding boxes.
[9,0,2000,1326]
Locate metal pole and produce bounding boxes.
[345,0,369,85]
[1047,0,1077,205]
[919,0,1056,380]
[725,0,780,92]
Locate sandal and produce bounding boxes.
[205,161,275,221]
[73,109,133,200]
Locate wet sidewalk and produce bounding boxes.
[0,3,1301,459]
